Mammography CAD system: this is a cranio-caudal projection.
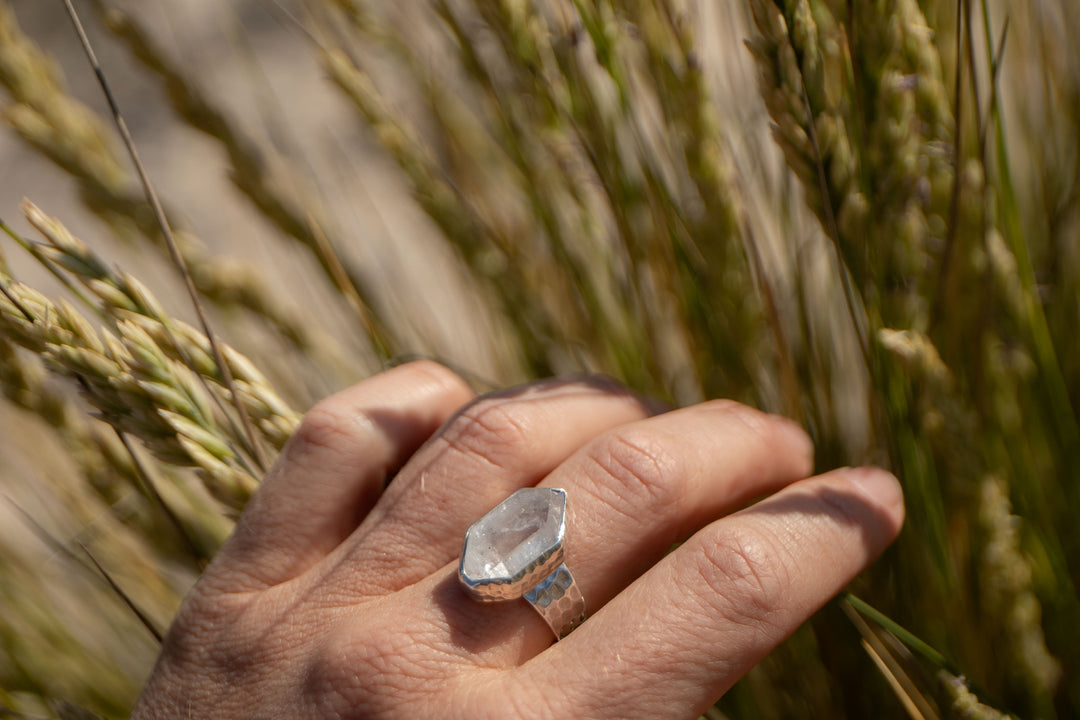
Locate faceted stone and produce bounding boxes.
[461,487,566,595]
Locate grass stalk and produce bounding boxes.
[60,0,269,473]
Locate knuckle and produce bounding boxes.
[439,396,534,470]
[288,401,358,461]
[284,361,473,468]
[174,587,247,640]
[584,428,681,512]
[167,590,265,680]
[691,530,788,630]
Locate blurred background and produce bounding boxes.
[0,0,1076,717]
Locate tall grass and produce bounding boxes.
[0,0,1076,717]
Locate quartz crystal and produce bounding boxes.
[461,488,566,595]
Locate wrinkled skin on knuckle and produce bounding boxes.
[164,588,253,668]
[437,397,535,471]
[689,529,790,635]
[285,360,471,472]
[286,401,367,468]
[582,427,682,516]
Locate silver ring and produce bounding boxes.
[459,487,586,639]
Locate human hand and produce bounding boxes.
[131,361,904,719]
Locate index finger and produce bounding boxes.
[209,361,474,591]
[520,466,904,719]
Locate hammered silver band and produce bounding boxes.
[523,562,586,639]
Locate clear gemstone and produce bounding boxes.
[462,488,565,584]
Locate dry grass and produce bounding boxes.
[0,0,1077,717]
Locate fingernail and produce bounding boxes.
[842,466,905,516]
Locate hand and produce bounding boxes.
[131,361,904,719]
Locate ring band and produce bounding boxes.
[459,487,586,639]
[523,562,586,638]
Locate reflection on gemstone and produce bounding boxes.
[461,488,566,586]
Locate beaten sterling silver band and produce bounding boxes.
[458,487,586,640]
[522,561,586,638]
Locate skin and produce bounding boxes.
[132,361,905,720]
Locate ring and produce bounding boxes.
[459,487,586,639]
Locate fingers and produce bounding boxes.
[209,361,474,591]
[321,377,656,597]
[524,467,905,719]
[412,401,814,664]
[544,400,814,610]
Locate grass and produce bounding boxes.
[0,0,1077,717]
